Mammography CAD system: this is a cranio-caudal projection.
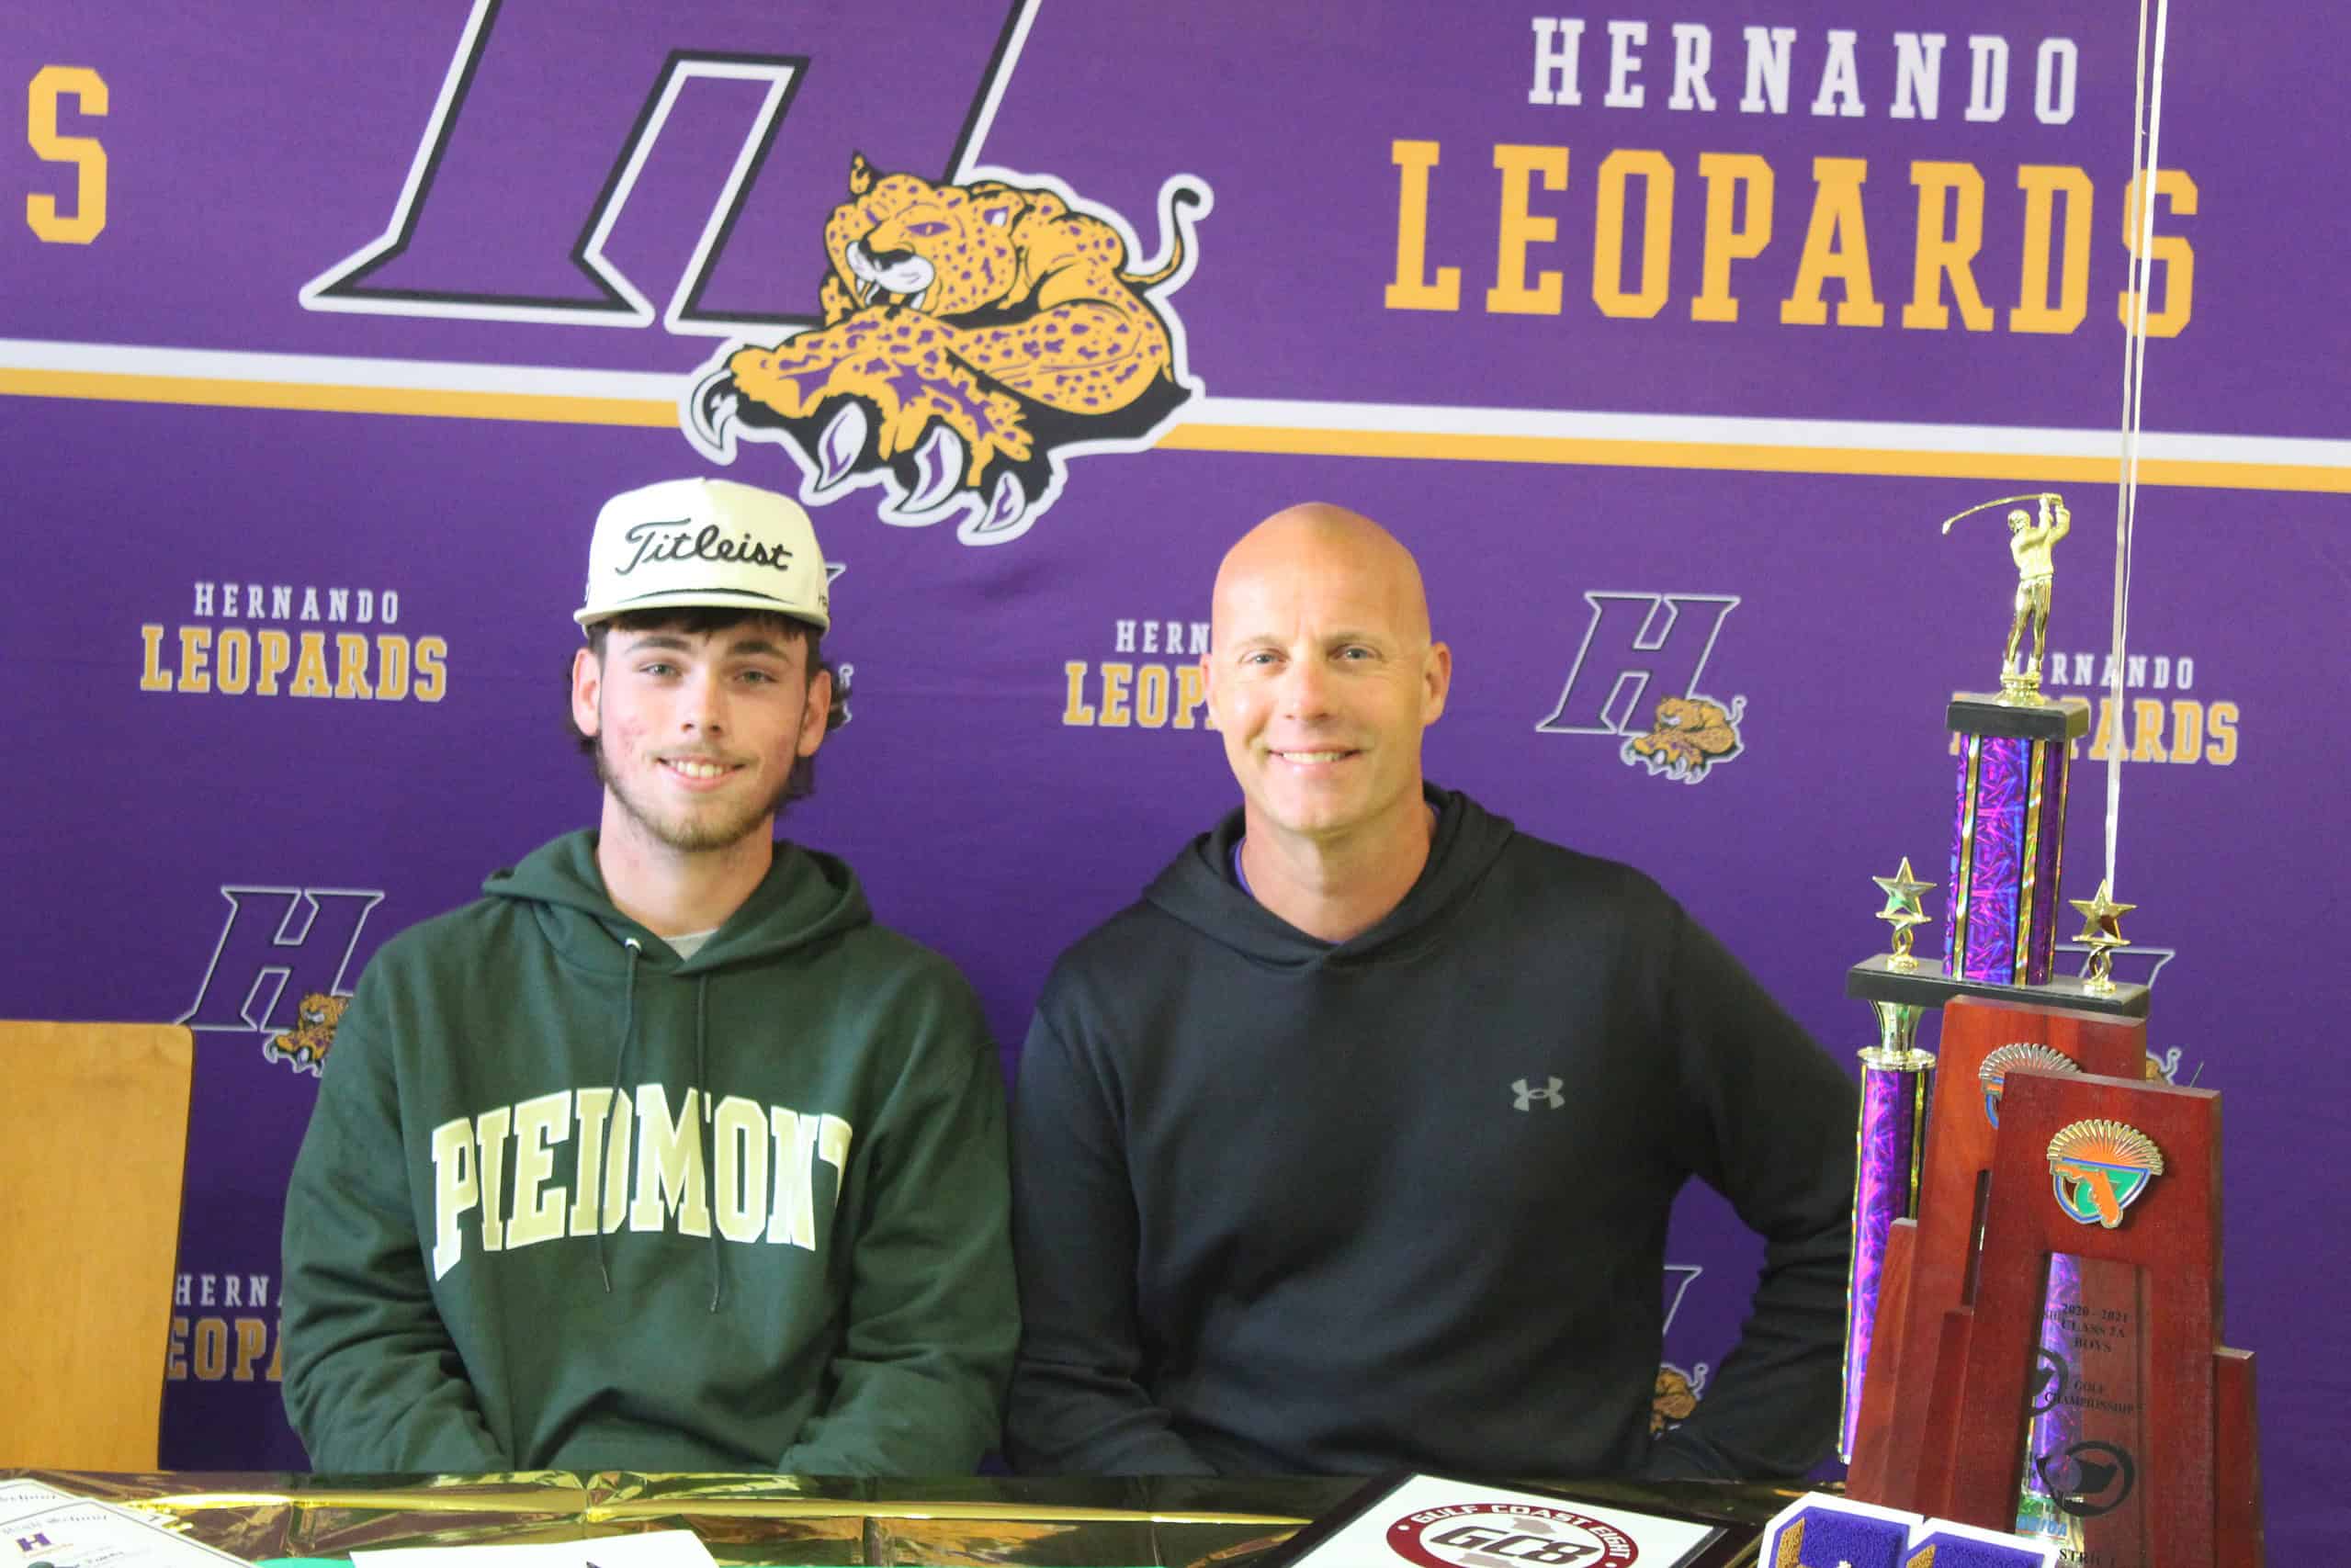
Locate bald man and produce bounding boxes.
[1006,503,1858,1481]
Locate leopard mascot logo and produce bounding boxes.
[1650,1361,1710,1435]
[1622,693,1746,784]
[263,991,349,1077]
[688,153,1211,546]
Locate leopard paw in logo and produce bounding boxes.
[688,153,1211,547]
[263,991,350,1077]
[1621,694,1745,784]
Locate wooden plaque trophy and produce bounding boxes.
[1836,495,2263,1567]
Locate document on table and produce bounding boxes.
[0,1483,164,1527]
[352,1533,718,1568]
[0,1495,253,1568]
[0,1485,83,1516]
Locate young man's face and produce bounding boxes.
[571,617,831,856]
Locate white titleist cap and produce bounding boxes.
[576,477,831,633]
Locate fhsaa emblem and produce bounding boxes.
[2048,1120,2165,1228]
[1978,1043,2078,1127]
[1513,1077,1565,1111]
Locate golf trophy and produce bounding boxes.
[1836,493,2261,1568]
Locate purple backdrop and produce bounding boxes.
[3,1,2340,1556]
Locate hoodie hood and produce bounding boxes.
[481,829,871,976]
[1142,784,1518,970]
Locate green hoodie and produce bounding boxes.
[281,830,1016,1474]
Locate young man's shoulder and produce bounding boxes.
[827,915,990,1013]
[360,886,541,979]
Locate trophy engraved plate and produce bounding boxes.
[2013,1252,2153,1564]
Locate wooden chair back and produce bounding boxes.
[0,1021,195,1470]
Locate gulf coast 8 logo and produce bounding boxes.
[1387,1502,1640,1568]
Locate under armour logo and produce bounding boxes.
[1512,1077,1565,1111]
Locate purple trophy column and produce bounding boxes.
[1842,1009,1933,1461]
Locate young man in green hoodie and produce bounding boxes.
[282,477,1017,1474]
[1006,502,1859,1482]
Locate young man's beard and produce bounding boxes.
[594,732,796,852]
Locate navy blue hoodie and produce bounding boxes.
[1007,787,1856,1479]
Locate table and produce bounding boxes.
[5,1472,1805,1566]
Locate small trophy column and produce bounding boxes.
[1838,861,1937,1462]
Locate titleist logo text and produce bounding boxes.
[618,518,794,577]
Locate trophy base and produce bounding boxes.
[1948,692,2090,740]
[1848,952,2150,1019]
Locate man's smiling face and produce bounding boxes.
[571,616,831,857]
[1204,507,1449,850]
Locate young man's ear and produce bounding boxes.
[571,645,603,739]
[797,667,833,758]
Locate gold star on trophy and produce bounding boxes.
[2069,879,2137,993]
[1871,857,1936,972]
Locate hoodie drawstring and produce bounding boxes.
[696,974,722,1313]
[593,938,642,1294]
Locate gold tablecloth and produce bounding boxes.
[8,1471,1802,1567]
